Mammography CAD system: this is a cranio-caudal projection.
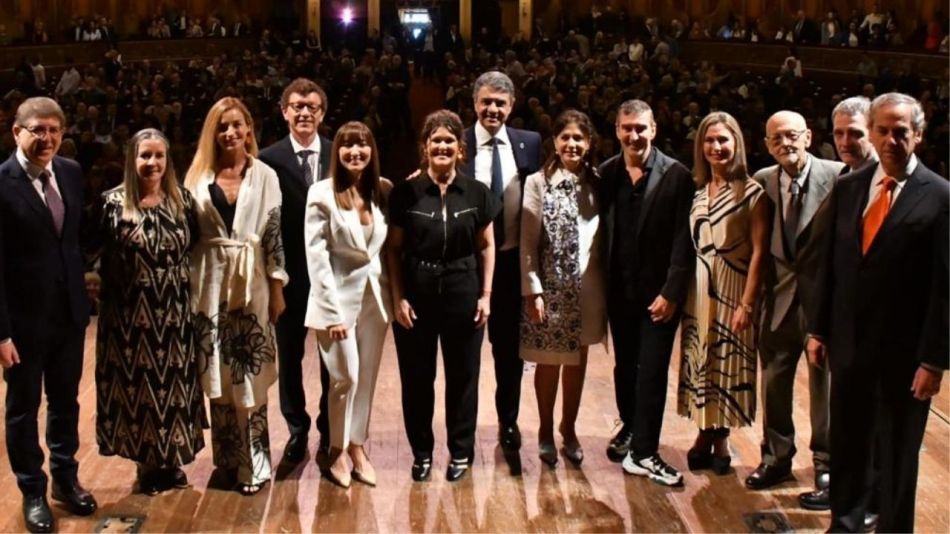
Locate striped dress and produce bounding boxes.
[677,178,764,429]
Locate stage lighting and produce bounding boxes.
[341,7,353,25]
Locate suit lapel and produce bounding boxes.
[280,136,309,190]
[508,128,529,172]
[460,128,476,177]
[766,167,789,262]
[9,158,56,234]
[876,168,928,241]
[848,166,875,258]
[635,149,666,234]
[318,136,332,182]
[797,161,834,238]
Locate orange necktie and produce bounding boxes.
[862,176,897,254]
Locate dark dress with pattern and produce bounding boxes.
[95,187,206,467]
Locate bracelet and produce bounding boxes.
[740,303,754,313]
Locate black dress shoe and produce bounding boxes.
[499,424,522,451]
[744,463,794,490]
[799,488,830,510]
[283,434,308,464]
[22,495,53,533]
[315,438,331,474]
[606,424,634,463]
[446,457,472,482]
[51,479,97,516]
[411,458,432,482]
[863,513,878,532]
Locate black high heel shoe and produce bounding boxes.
[711,454,732,475]
[686,446,713,471]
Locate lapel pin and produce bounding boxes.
[519,142,524,149]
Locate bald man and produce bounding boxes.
[747,111,844,506]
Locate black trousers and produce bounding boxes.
[829,365,930,533]
[276,297,329,444]
[608,296,680,458]
[394,277,485,461]
[488,248,523,426]
[4,305,85,497]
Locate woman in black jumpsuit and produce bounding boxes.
[386,110,499,482]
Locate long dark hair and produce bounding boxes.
[542,109,599,187]
[328,121,385,210]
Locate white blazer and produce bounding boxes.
[304,178,392,330]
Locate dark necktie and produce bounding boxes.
[299,149,314,185]
[39,171,65,236]
[490,137,504,197]
[490,137,505,244]
[783,179,802,258]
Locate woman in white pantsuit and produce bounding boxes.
[304,122,391,488]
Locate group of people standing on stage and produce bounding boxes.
[0,66,945,534]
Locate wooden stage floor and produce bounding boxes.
[0,319,947,532]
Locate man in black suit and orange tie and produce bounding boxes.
[259,79,333,467]
[806,92,948,533]
[459,71,542,453]
[0,97,97,533]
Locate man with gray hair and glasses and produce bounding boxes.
[806,92,948,532]
[831,96,878,175]
[460,71,542,453]
[0,97,97,532]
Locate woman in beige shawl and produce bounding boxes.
[185,97,287,495]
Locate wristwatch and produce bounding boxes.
[740,303,754,313]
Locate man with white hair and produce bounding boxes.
[747,111,843,501]
[806,92,948,532]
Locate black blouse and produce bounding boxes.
[389,173,501,265]
[208,182,236,234]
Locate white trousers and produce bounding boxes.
[315,284,388,450]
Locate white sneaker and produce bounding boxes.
[622,453,683,486]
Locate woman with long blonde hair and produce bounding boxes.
[186,97,287,495]
[677,112,768,475]
[94,128,205,495]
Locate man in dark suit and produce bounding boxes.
[459,71,542,453]
[598,100,694,486]
[747,111,843,501]
[831,96,878,175]
[259,79,333,467]
[807,92,948,533]
[0,97,97,533]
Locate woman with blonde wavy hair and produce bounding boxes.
[186,97,287,495]
[94,128,205,495]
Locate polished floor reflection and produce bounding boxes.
[0,319,946,532]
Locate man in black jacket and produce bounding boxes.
[259,79,332,467]
[1,97,97,533]
[598,99,694,486]
[806,92,948,532]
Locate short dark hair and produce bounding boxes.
[280,78,328,112]
[418,110,466,170]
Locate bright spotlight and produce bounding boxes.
[341,7,353,25]
[412,28,422,39]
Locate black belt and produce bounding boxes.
[408,255,477,275]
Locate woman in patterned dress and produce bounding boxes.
[94,128,205,495]
[185,97,287,495]
[520,110,606,467]
[677,112,768,474]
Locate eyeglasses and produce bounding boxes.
[288,102,322,114]
[767,129,806,145]
[20,125,64,138]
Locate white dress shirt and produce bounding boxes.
[474,122,520,250]
[863,155,917,216]
[779,154,812,229]
[290,134,321,182]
